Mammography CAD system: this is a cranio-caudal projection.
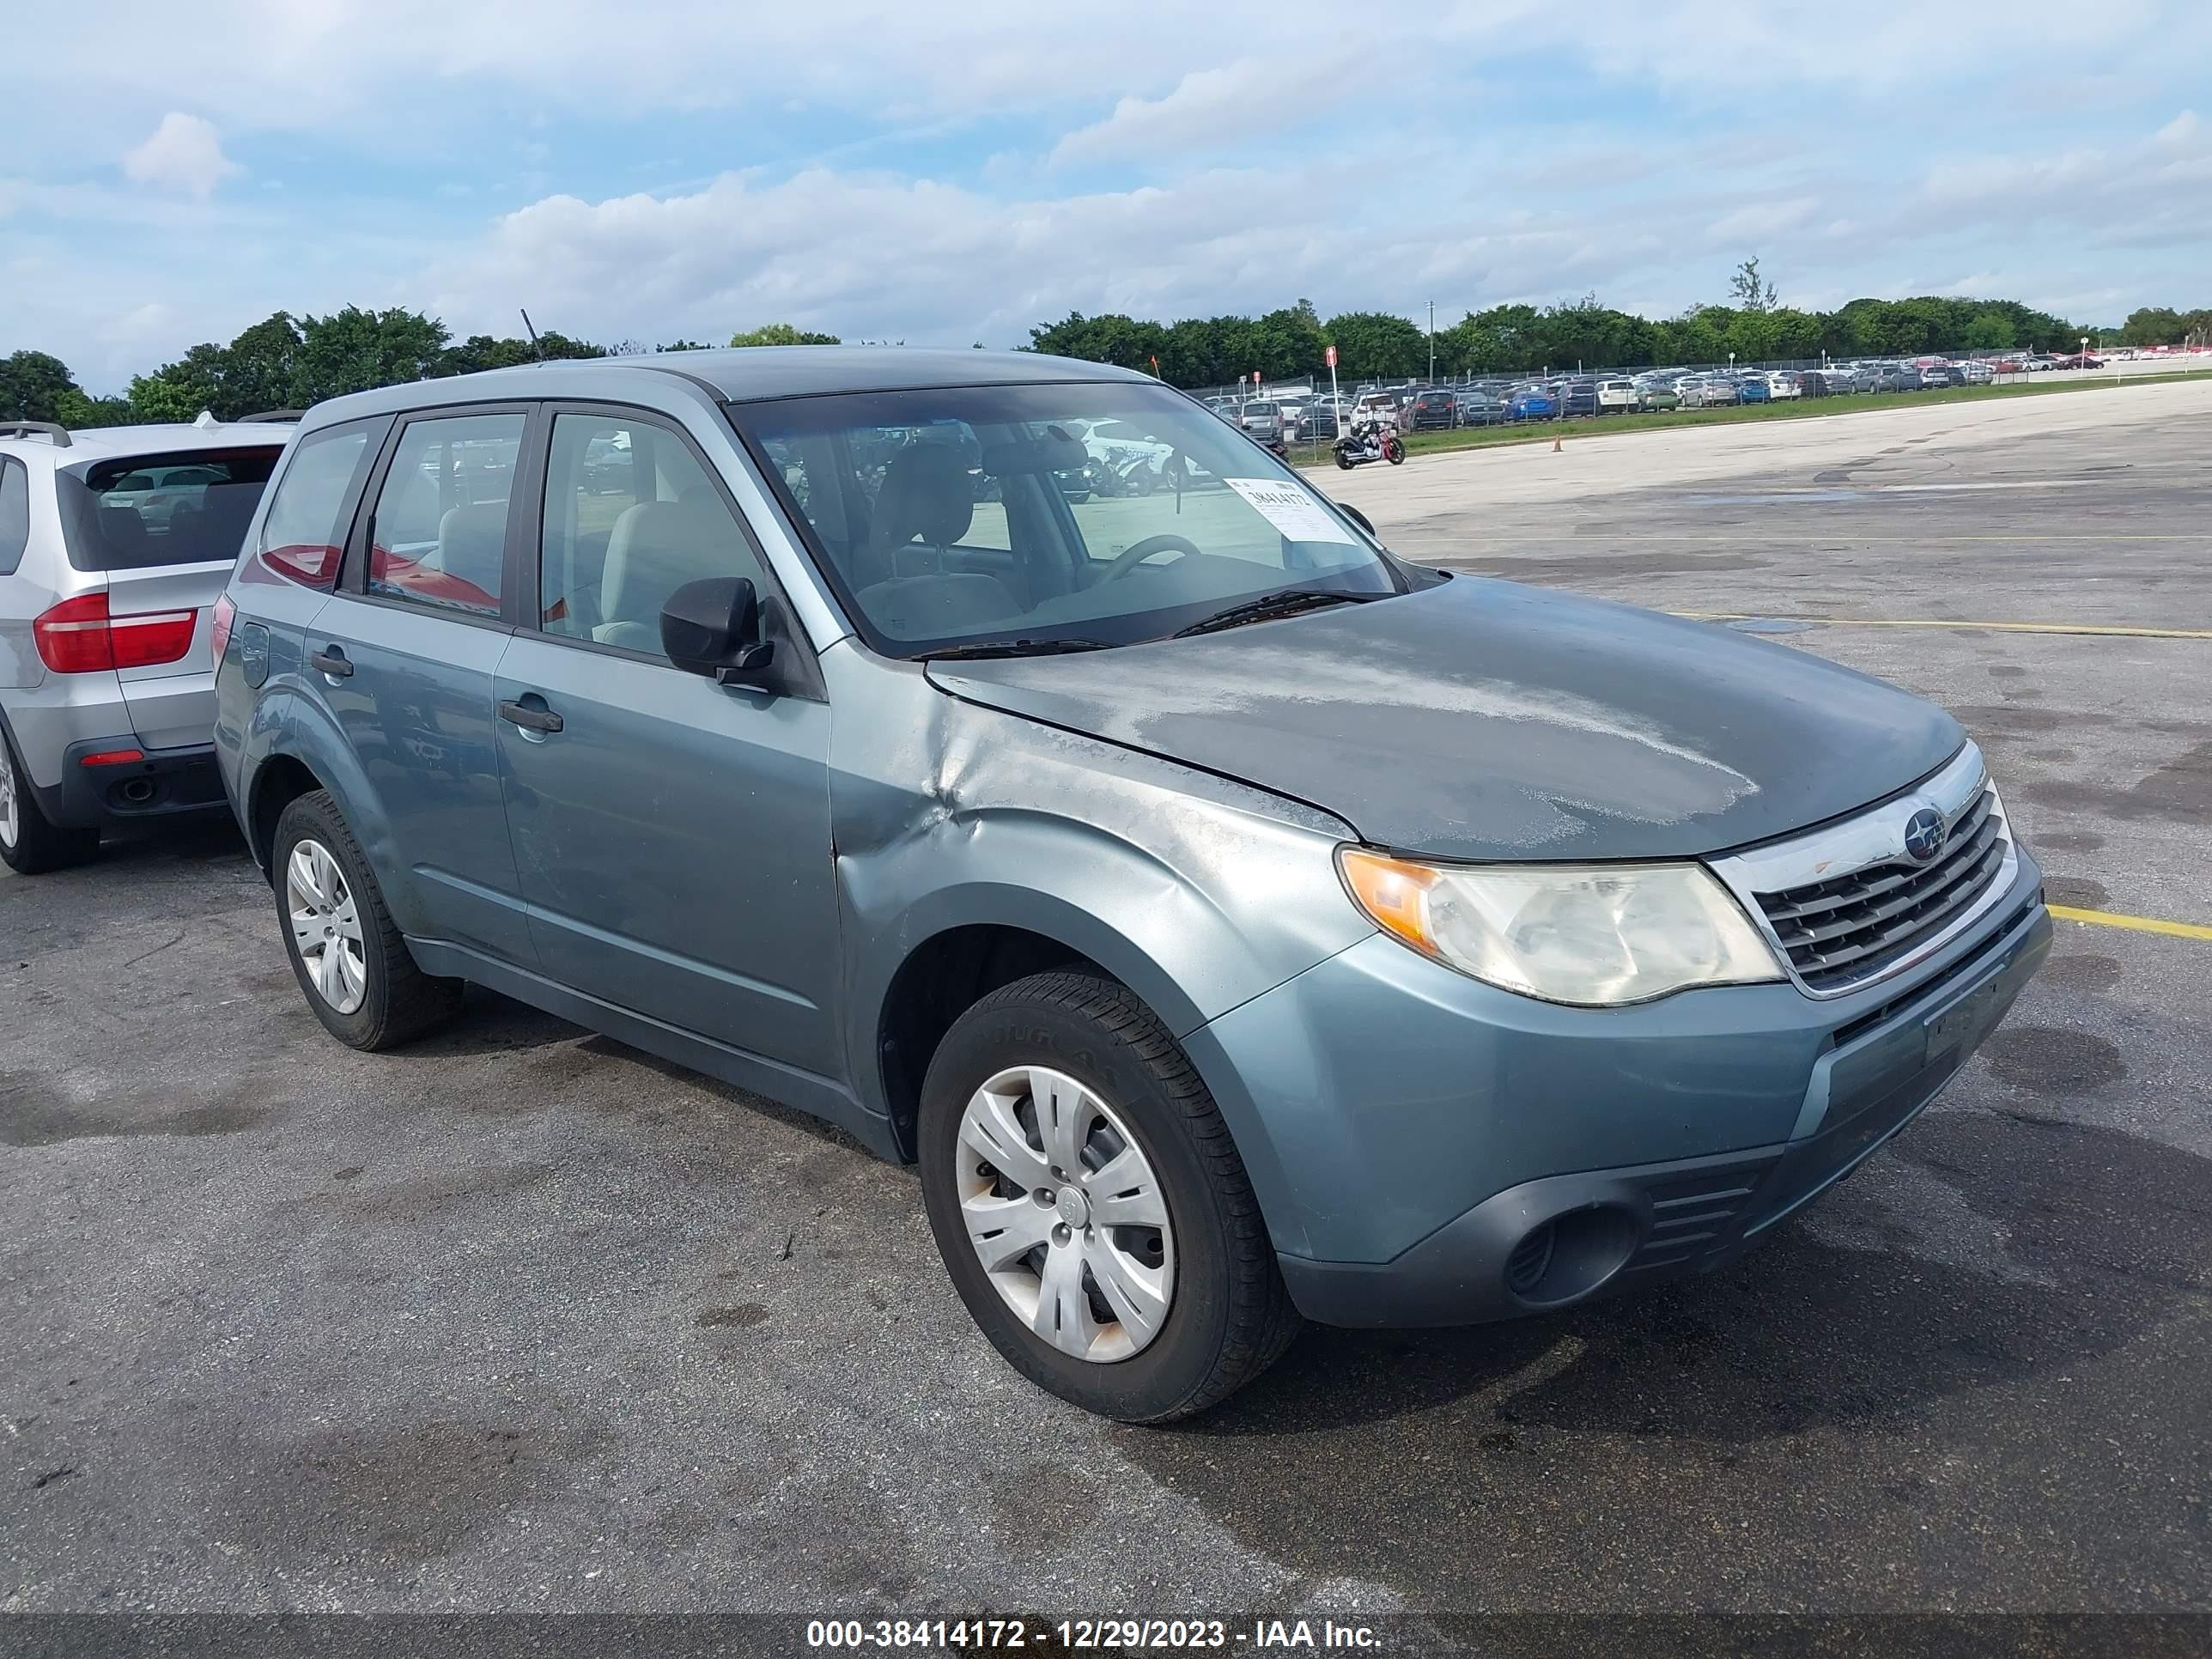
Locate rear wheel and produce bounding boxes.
[272,789,462,1049]
[919,972,1298,1422]
[0,726,100,875]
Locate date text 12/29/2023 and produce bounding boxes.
[804,1618,1382,1650]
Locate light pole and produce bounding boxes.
[1427,301,1436,385]
[2080,334,2088,373]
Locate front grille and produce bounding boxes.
[1621,1158,1779,1273]
[1754,790,2008,992]
[1829,894,2044,1048]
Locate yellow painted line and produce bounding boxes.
[2047,904,2212,943]
[1677,613,2212,640]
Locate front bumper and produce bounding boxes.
[1183,854,2050,1328]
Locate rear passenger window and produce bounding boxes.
[537,411,767,656]
[366,413,525,617]
[0,458,27,576]
[258,423,376,588]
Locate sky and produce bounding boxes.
[3,1,2209,391]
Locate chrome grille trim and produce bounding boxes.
[1707,743,2019,1000]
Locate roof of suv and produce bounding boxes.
[669,346,1152,401]
[0,419,297,468]
[295,346,1155,431]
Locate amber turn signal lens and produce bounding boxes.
[1337,848,1441,956]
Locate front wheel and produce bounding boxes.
[919,973,1299,1422]
[1384,437,1406,465]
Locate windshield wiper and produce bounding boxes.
[1171,589,1377,639]
[921,636,1115,661]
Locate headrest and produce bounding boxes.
[98,503,149,546]
[872,443,974,551]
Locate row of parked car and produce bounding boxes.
[1206,351,2105,436]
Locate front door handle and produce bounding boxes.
[497,698,564,735]
[308,645,353,678]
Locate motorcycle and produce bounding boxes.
[1080,449,1163,497]
[1332,416,1406,470]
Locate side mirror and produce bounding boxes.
[1335,501,1377,538]
[662,576,775,684]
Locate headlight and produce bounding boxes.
[1337,848,1784,1006]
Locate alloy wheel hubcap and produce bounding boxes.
[956,1065,1175,1364]
[286,837,368,1014]
[0,742,16,848]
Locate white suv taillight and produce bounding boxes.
[33,592,198,673]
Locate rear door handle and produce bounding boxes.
[497,699,564,735]
[308,645,353,678]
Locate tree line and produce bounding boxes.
[0,311,843,427]
[1024,290,2145,389]
[4,281,2208,427]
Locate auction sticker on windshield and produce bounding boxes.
[1223,477,1360,544]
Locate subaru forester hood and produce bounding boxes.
[925,576,1965,860]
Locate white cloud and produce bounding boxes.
[122,112,242,198]
[101,301,176,344]
[1917,111,2212,227]
[6,2,2212,376]
[1050,58,1345,167]
[1709,197,1820,241]
[421,164,1333,348]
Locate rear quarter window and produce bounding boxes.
[0,457,27,576]
[253,422,382,589]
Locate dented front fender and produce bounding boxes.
[820,641,1373,1121]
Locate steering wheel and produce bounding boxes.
[1097,532,1203,583]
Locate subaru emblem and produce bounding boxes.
[1902,807,1947,863]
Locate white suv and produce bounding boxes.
[0,414,294,872]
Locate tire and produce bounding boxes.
[1385,438,1406,465]
[1334,449,1354,470]
[271,789,463,1049]
[0,724,100,875]
[919,972,1299,1422]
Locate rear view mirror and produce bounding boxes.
[983,432,1091,477]
[1336,502,1377,538]
[662,577,775,684]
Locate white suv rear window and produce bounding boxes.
[58,447,283,572]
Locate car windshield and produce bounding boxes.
[56,446,284,572]
[738,382,1401,658]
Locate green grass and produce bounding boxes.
[1291,368,2212,468]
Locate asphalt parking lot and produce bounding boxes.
[3,384,2208,1630]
